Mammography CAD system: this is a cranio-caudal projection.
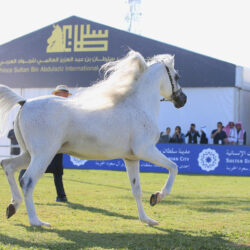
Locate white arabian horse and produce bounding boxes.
[0,50,186,227]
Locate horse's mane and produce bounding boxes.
[72,50,174,109]
[147,54,175,68]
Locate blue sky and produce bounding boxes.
[1,0,250,68]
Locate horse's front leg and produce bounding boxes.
[137,146,178,206]
[124,159,158,226]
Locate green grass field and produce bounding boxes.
[0,168,249,249]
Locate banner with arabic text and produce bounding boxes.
[63,144,250,176]
[0,16,235,88]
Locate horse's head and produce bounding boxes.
[47,24,64,53]
[160,56,187,108]
[47,25,59,43]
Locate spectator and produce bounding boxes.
[200,126,208,144]
[158,127,171,143]
[7,123,20,155]
[170,126,185,144]
[235,122,247,145]
[185,123,200,144]
[211,122,227,145]
[223,121,237,145]
[19,85,71,202]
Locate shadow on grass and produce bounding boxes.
[242,207,250,211]
[36,195,248,217]
[0,224,248,250]
[48,175,250,206]
[187,207,232,213]
[36,201,138,221]
[47,175,155,195]
[46,175,134,193]
[159,195,250,213]
[41,176,249,216]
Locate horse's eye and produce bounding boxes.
[175,74,180,81]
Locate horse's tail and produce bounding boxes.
[0,85,26,136]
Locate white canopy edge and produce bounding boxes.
[236,65,250,91]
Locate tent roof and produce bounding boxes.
[0,15,236,88]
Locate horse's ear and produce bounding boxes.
[169,55,175,67]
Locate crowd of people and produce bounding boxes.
[158,121,247,145]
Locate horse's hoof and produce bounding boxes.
[6,204,16,219]
[150,192,161,206]
[30,220,51,227]
[147,219,159,226]
[140,216,159,226]
[40,221,51,227]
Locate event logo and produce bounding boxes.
[197,148,220,172]
[46,24,109,53]
[70,156,88,167]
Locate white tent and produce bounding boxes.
[1,16,249,159]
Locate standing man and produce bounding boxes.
[158,127,171,143]
[49,85,72,202]
[170,126,185,144]
[235,122,247,145]
[185,123,200,144]
[223,121,237,145]
[200,126,208,144]
[19,85,71,202]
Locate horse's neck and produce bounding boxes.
[134,64,163,119]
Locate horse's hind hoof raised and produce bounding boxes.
[150,192,161,206]
[6,204,16,219]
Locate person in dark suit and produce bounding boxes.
[46,154,66,202]
[185,123,200,144]
[211,121,227,145]
[19,85,72,202]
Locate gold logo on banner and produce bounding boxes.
[46,24,109,53]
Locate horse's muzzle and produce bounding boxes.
[172,89,187,108]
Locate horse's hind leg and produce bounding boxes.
[1,152,30,218]
[20,153,55,227]
[124,159,158,226]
